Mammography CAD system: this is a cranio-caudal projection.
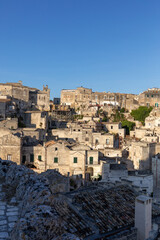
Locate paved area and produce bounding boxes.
[0,184,19,240]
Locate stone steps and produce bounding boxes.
[0,184,19,240]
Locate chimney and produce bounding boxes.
[135,195,152,240]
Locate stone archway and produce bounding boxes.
[85,167,94,180]
[73,168,83,176]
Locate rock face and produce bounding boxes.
[0,159,78,240]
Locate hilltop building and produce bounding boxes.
[61,86,137,110]
[138,88,160,107]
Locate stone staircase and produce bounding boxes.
[0,183,19,240]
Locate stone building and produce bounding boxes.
[52,127,115,149]
[0,126,47,168]
[61,87,92,108]
[102,148,122,157]
[152,153,160,189]
[61,87,137,110]
[127,171,153,195]
[102,122,126,138]
[0,81,30,109]
[29,85,50,111]
[0,97,13,119]
[45,140,102,178]
[22,143,45,172]
[141,135,159,143]
[138,88,160,107]
[145,116,160,129]
[102,163,153,194]
[0,133,22,164]
[23,111,48,129]
[13,128,46,142]
[130,128,153,139]
[102,163,128,182]
[128,141,157,170]
[0,81,50,113]
[20,138,102,178]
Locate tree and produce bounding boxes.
[131,106,153,125]
[112,110,125,122]
[120,107,125,113]
[102,116,108,122]
[121,120,135,135]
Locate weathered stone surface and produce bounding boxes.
[0,210,4,215]
[0,159,70,240]
[7,207,18,212]
[6,212,18,216]
[0,206,5,210]
[0,225,7,231]
[8,216,18,222]
[0,220,7,225]
[0,232,9,238]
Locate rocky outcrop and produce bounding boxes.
[0,159,78,240]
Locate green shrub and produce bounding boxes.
[120,108,125,113]
[122,120,135,135]
[131,106,153,125]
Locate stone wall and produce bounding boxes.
[23,111,48,129]
[0,118,18,129]
[0,134,21,164]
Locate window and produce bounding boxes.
[54,157,58,163]
[38,155,41,161]
[7,154,12,161]
[22,155,26,164]
[95,139,99,144]
[155,103,158,107]
[85,137,89,141]
[106,139,110,144]
[30,154,34,162]
[89,157,93,164]
[55,147,58,151]
[73,157,78,163]
[111,126,113,129]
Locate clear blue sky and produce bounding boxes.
[0,0,160,98]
